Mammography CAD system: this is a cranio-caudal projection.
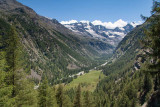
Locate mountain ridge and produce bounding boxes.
[61,20,142,46]
[0,0,114,83]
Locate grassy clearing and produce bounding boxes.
[65,70,105,92]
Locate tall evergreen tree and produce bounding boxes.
[74,84,82,107]
[84,91,92,107]
[2,25,38,106]
[0,35,13,106]
[47,86,58,107]
[56,84,64,107]
[5,26,22,97]
[141,0,160,90]
[38,77,54,107]
[84,91,90,107]
[15,76,38,107]
[140,1,160,106]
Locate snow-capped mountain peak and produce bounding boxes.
[61,19,142,46]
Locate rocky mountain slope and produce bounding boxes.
[97,12,160,106]
[0,0,114,83]
[102,21,147,75]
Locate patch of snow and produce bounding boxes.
[64,25,73,29]
[64,25,79,33]
[108,35,116,38]
[103,31,109,35]
[80,20,90,24]
[85,24,101,38]
[44,16,52,20]
[103,31,125,38]
[119,27,125,31]
[77,23,82,26]
[130,21,143,27]
[111,31,125,38]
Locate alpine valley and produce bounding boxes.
[0,0,160,107]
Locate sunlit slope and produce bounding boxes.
[65,70,106,92]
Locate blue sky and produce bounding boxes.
[17,0,153,23]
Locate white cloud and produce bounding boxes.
[91,20,104,26]
[80,20,90,24]
[92,19,128,29]
[60,20,78,24]
[61,19,143,29]
[114,19,128,28]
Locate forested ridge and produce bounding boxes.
[0,0,160,107]
[0,0,114,85]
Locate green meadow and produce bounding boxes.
[65,70,106,92]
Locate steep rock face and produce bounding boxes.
[0,0,114,82]
[62,21,136,46]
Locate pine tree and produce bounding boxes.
[63,95,73,107]
[74,84,82,107]
[38,77,51,107]
[47,86,58,107]
[0,37,13,106]
[5,26,22,98]
[118,93,130,107]
[143,73,153,92]
[3,26,37,106]
[56,84,64,107]
[141,0,160,90]
[15,76,38,107]
[84,91,91,107]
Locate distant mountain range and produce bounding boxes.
[61,20,142,46]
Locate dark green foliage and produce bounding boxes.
[15,77,38,107]
[5,26,21,97]
[38,78,49,107]
[74,84,82,107]
[140,1,160,106]
[56,84,64,107]
[0,37,13,106]
[84,91,91,107]
[141,0,160,90]
[55,84,72,107]
[38,77,57,107]
[93,1,160,107]
[0,19,38,106]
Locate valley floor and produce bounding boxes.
[65,70,106,92]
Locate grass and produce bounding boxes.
[65,70,106,92]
